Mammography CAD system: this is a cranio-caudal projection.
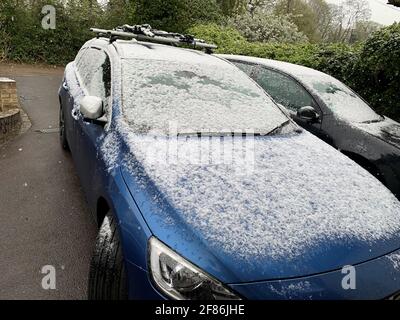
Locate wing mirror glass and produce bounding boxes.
[80,96,103,120]
[297,106,320,123]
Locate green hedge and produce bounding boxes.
[351,23,400,120]
[0,1,96,65]
[190,24,400,121]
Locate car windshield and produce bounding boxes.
[302,74,381,123]
[121,58,289,135]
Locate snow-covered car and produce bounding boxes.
[220,54,400,200]
[59,26,400,300]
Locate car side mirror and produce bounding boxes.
[80,96,103,120]
[297,106,320,123]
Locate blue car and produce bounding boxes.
[59,27,400,300]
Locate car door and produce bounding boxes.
[60,75,74,150]
[74,47,111,199]
[60,48,88,155]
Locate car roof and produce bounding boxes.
[90,38,228,66]
[217,54,328,80]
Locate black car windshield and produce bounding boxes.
[122,58,289,135]
[302,74,381,123]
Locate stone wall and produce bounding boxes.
[0,78,19,112]
[0,78,21,144]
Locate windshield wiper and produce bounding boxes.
[177,123,292,138]
[264,120,291,136]
[360,116,385,124]
[177,131,266,137]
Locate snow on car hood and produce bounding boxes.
[113,127,400,281]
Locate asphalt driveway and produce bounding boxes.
[0,64,97,300]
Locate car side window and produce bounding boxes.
[76,48,111,110]
[232,61,256,77]
[74,48,87,66]
[253,66,317,113]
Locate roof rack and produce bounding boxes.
[90,24,217,53]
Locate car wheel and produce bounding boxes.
[88,211,128,300]
[59,106,69,151]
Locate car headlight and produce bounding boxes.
[148,237,241,300]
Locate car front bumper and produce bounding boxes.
[125,248,400,300]
[229,248,400,300]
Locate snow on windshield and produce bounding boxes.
[304,75,381,123]
[122,59,288,135]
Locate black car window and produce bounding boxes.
[76,48,111,109]
[252,66,316,112]
[233,61,257,77]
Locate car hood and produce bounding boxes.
[118,130,400,283]
[355,117,400,149]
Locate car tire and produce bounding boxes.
[88,211,128,300]
[59,106,69,151]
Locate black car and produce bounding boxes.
[220,54,400,200]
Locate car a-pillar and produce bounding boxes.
[0,78,22,144]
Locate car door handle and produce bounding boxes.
[72,109,79,119]
[62,81,69,91]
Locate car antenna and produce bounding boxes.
[90,24,218,53]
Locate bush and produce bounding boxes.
[0,0,224,64]
[187,23,247,50]
[135,0,223,32]
[351,23,400,120]
[0,0,100,65]
[229,12,308,43]
[189,23,312,57]
[302,44,362,84]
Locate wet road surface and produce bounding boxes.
[0,64,97,300]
